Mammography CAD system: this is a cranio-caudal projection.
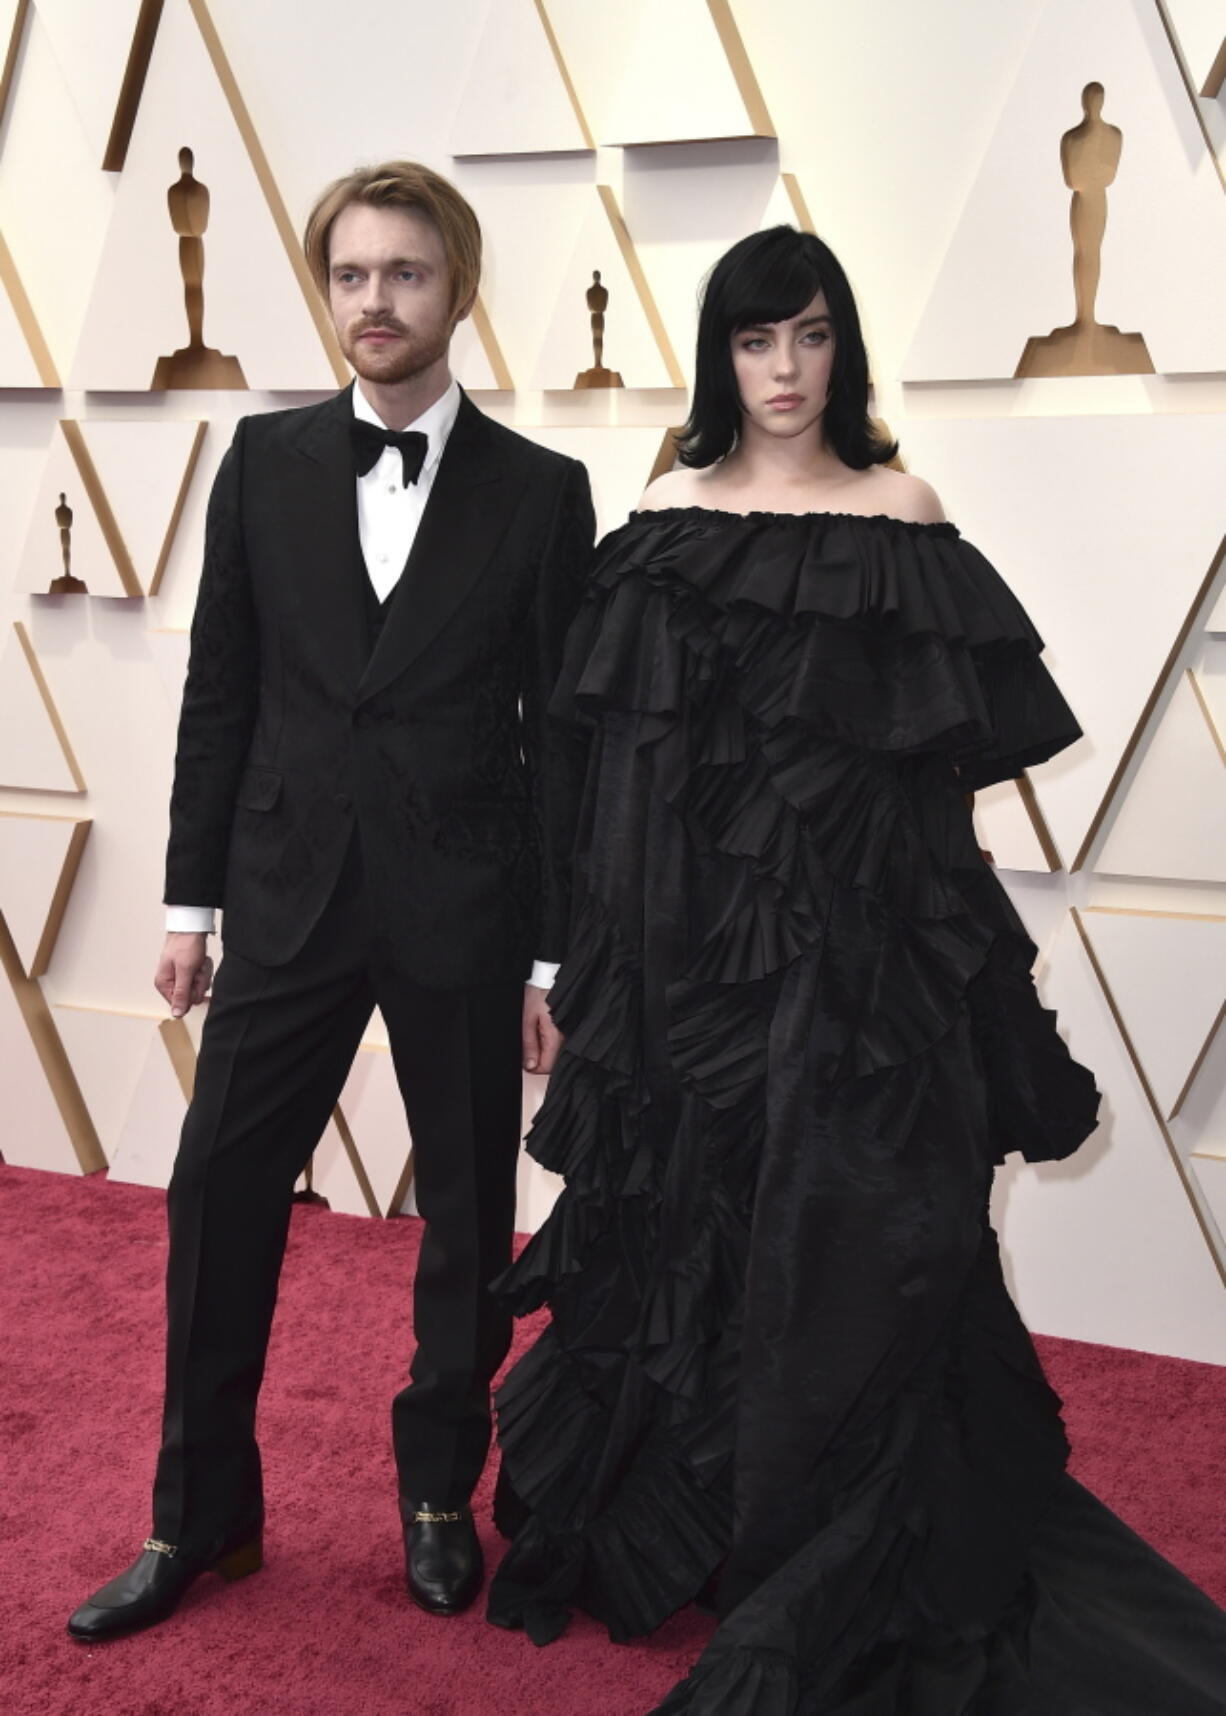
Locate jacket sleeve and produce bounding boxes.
[523,458,596,963]
[163,419,260,907]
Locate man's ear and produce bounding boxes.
[452,291,477,327]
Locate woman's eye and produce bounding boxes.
[741,337,768,351]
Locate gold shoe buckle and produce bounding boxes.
[142,1538,178,1557]
[412,1510,463,1524]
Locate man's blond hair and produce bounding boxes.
[303,161,481,316]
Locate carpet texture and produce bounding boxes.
[1,1163,1222,1716]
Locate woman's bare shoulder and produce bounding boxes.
[864,467,946,524]
[635,467,710,512]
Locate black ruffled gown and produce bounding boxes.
[486,509,1226,1714]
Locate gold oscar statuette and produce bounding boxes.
[48,493,87,595]
[1016,83,1154,378]
[151,147,248,390]
[574,270,624,389]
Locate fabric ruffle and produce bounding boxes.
[553,508,1083,792]
[489,510,1105,1708]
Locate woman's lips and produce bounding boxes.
[766,394,803,409]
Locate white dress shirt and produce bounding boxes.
[167,379,559,990]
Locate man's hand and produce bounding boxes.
[522,984,562,1075]
[155,932,213,1019]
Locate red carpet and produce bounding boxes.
[1,1163,1222,1716]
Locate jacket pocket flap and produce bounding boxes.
[236,765,283,812]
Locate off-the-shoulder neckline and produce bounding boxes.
[628,505,960,537]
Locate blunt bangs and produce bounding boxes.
[723,238,825,339]
[676,226,896,472]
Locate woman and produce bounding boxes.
[486,228,1226,1713]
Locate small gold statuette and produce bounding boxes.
[1015,83,1154,378]
[574,270,623,389]
[48,493,87,594]
[152,147,248,390]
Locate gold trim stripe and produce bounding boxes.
[470,296,513,392]
[1075,535,1225,871]
[533,0,595,150]
[0,0,29,136]
[1079,906,1226,1120]
[388,1145,417,1219]
[159,1016,197,1102]
[0,230,59,386]
[0,912,105,1174]
[186,0,349,384]
[330,1103,382,1220]
[1071,907,1226,1288]
[0,811,91,978]
[12,622,85,792]
[1015,772,1063,872]
[149,421,208,597]
[781,172,815,234]
[1083,904,1226,924]
[102,0,163,171]
[1188,668,1226,766]
[706,0,775,138]
[1154,0,1226,193]
[33,818,90,978]
[597,185,685,388]
[60,422,142,597]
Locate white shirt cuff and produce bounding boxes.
[166,906,217,934]
[528,959,560,990]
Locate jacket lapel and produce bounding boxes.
[284,385,369,694]
[357,393,518,704]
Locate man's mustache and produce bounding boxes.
[352,317,409,336]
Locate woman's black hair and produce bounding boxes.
[676,226,896,470]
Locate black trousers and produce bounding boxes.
[150,837,524,1555]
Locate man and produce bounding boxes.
[68,161,594,1640]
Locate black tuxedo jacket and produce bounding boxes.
[165,387,595,986]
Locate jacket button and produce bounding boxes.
[334,792,352,811]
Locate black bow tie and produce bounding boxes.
[351,418,429,487]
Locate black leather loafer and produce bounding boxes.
[400,1499,483,1615]
[67,1532,263,1642]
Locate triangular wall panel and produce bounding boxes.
[525,425,676,535]
[32,0,145,160]
[1095,671,1226,884]
[547,0,772,147]
[601,0,773,146]
[53,1004,162,1164]
[0,230,58,386]
[450,0,592,157]
[1078,907,1226,1118]
[307,1108,380,1219]
[901,412,1226,870]
[16,423,139,598]
[337,1045,413,1217]
[0,812,90,976]
[972,778,1059,873]
[108,1016,195,1187]
[69,0,338,390]
[529,186,682,389]
[0,914,104,1174]
[0,622,85,793]
[758,172,816,234]
[990,914,1226,1360]
[76,419,207,596]
[904,0,1226,379]
[1162,0,1226,96]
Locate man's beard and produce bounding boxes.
[340,317,451,385]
